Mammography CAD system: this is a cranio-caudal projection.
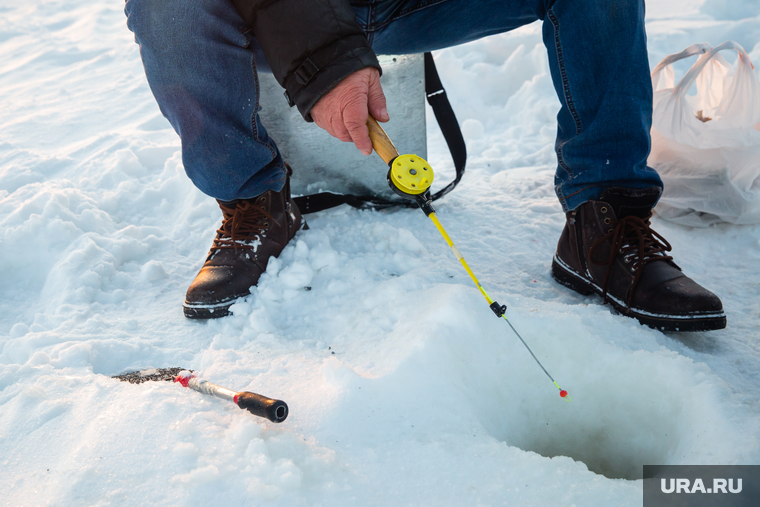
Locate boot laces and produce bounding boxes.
[588,214,673,307]
[212,199,273,252]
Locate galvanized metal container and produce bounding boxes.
[257,54,426,199]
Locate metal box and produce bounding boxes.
[257,54,426,199]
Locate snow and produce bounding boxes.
[1,0,759,505]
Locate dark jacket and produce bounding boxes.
[231,0,381,121]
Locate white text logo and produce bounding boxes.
[661,478,742,494]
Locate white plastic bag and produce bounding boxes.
[649,41,760,227]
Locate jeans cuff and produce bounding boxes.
[558,183,663,212]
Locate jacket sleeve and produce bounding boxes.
[231,0,382,121]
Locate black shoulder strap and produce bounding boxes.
[293,52,466,214]
[423,52,466,202]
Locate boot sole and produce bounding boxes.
[183,299,238,319]
[551,255,726,332]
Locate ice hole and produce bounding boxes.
[481,395,681,480]
[470,352,710,481]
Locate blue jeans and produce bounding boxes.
[125,0,663,210]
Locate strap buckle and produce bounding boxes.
[294,57,319,86]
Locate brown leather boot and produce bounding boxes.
[183,175,303,319]
[551,187,726,331]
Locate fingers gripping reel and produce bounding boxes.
[387,154,436,215]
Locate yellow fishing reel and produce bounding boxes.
[388,154,434,196]
[387,154,434,199]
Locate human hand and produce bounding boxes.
[311,67,389,156]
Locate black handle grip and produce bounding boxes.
[235,392,289,423]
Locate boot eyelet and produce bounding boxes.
[263,222,270,228]
[601,207,608,213]
[624,258,630,263]
[604,217,611,224]
[607,229,612,234]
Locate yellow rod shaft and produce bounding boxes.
[429,212,571,402]
[429,213,494,306]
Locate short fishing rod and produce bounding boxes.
[366,116,570,401]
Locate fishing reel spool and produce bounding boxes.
[387,154,436,215]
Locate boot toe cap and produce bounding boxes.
[634,274,724,317]
[184,266,260,308]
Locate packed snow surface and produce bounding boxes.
[1,1,760,505]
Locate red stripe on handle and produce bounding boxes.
[174,374,195,387]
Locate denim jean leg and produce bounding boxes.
[543,0,663,211]
[368,0,541,55]
[125,0,286,201]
